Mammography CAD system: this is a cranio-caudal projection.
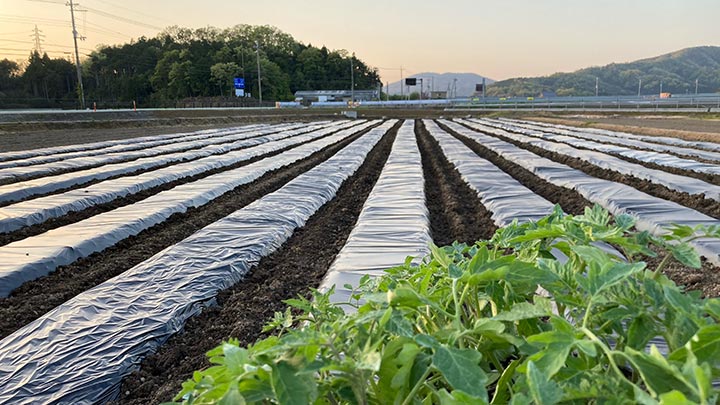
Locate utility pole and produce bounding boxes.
[400,66,404,99]
[595,76,599,97]
[67,0,86,109]
[660,80,663,95]
[695,79,699,95]
[31,25,44,53]
[638,78,642,97]
[350,52,355,105]
[255,40,262,106]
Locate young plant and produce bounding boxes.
[171,205,720,405]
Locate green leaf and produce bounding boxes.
[490,359,519,404]
[624,346,696,400]
[449,263,463,279]
[627,315,658,350]
[467,245,490,273]
[415,334,440,349]
[432,345,488,400]
[218,384,245,405]
[493,301,552,322]
[667,224,695,239]
[526,360,562,405]
[387,287,425,308]
[670,324,720,365]
[667,242,701,269]
[270,361,317,405]
[615,214,636,230]
[658,390,693,405]
[437,389,488,405]
[431,243,453,268]
[378,339,422,402]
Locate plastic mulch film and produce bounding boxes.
[0,123,266,163]
[0,123,273,170]
[0,120,380,298]
[0,120,397,405]
[484,117,720,163]
[474,119,720,176]
[440,119,720,266]
[319,120,431,305]
[510,118,720,153]
[0,123,311,182]
[424,120,556,226]
[0,121,357,233]
[458,119,720,200]
[0,121,346,203]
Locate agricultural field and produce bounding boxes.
[0,115,719,403]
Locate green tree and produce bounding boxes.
[210,62,241,96]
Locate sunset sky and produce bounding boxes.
[1,0,718,83]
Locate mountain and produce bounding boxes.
[487,46,720,97]
[385,72,494,97]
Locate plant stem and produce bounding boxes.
[401,367,432,405]
[652,252,672,280]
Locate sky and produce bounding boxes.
[1,0,719,83]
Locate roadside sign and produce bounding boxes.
[235,89,245,97]
[234,78,245,89]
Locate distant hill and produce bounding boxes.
[487,46,720,97]
[385,72,494,97]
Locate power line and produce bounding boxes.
[81,5,163,30]
[88,0,173,24]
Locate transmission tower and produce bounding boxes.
[31,25,45,53]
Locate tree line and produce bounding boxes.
[0,24,381,109]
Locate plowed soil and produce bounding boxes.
[0,123,379,340]
[415,120,497,245]
[111,122,400,404]
[0,126,347,246]
[438,121,593,215]
[485,131,720,220]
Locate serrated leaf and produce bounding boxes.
[432,345,488,400]
[668,243,701,269]
[668,225,695,239]
[449,263,463,279]
[615,214,636,230]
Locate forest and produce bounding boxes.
[0,25,381,108]
[487,46,720,98]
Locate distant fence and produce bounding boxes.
[276,93,720,111]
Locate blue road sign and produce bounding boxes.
[234,78,245,89]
